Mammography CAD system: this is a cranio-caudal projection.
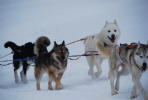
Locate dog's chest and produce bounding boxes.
[48,65,66,73]
[97,42,112,57]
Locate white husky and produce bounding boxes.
[109,43,148,100]
[84,20,121,78]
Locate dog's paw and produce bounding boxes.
[23,80,28,84]
[111,90,118,95]
[88,70,94,76]
[15,79,19,84]
[20,71,28,84]
[48,86,53,90]
[55,84,63,90]
[130,95,138,99]
[115,84,119,91]
[95,72,101,77]
[22,78,28,84]
[37,88,41,91]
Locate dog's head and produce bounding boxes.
[101,20,121,45]
[52,41,69,66]
[134,43,148,71]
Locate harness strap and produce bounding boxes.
[0,52,13,59]
[127,44,137,49]
[66,38,86,46]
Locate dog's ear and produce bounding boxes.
[54,41,58,47]
[62,40,65,46]
[114,20,118,26]
[104,21,109,27]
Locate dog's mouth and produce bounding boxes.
[108,34,116,43]
[57,56,67,66]
[141,63,147,71]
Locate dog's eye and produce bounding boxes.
[140,56,143,58]
[147,56,148,58]
[114,29,117,32]
[108,30,111,33]
[136,53,139,55]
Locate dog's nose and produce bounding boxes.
[143,62,147,67]
[62,56,65,60]
[111,34,115,39]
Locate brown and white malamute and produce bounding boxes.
[35,41,69,90]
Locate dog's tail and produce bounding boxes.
[4,41,19,52]
[34,36,50,56]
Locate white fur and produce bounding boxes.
[34,43,39,56]
[134,51,148,68]
[84,20,121,78]
[109,44,148,100]
[20,71,27,83]
[14,71,19,83]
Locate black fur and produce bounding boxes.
[4,41,35,76]
[4,39,50,83]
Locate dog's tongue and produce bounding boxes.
[141,66,147,71]
[111,40,115,43]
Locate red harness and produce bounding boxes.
[118,44,138,52]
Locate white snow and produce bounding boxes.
[0,0,148,100]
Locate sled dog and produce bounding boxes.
[4,36,50,83]
[35,41,69,90]
[109,43,148,100]
[84,20,121,78]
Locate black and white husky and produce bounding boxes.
[109,43,148,100]
[4,36,50,83]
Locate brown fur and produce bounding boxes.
[34,41,69,90]
[34,36,51,56]
[35,65,64,90]
[97,42,112,56]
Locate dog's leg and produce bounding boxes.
[95,56,102,77]
[86,56,95,78]
[35,67,42,90]
[109,69,118,95]
[14,62,20,83]
[58,72,64,80]
[48,73,53,90]
[108,59,118,95]
[130,83,138,99]
[49,73,63,90]
[115,71,120,91]
[20,70,24,82]
[131,70,148,100]
[115,64,129,91]
[21,62,29,83]
[48,78,53,90]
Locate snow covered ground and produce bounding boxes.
[0,0,148,100]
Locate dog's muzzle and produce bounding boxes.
[108,34,116,43]
[141,62,147,71]
[57,56,67,67]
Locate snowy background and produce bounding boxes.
[0,0,148,100]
